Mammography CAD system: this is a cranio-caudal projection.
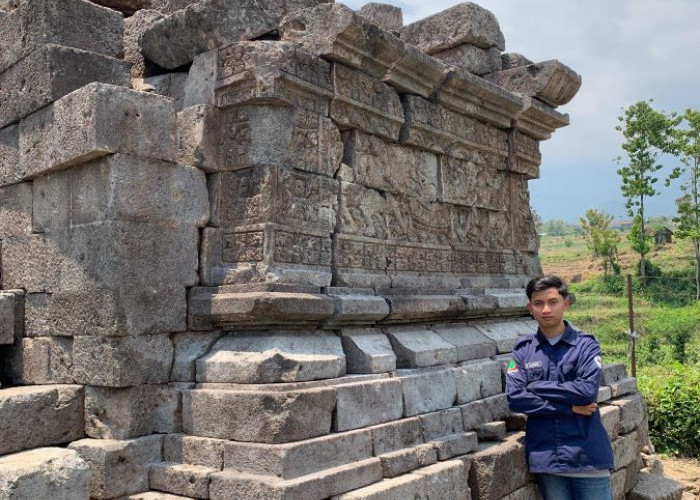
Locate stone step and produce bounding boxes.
[0,384,84,456]
[209,458,382,500]
[117,493,195,500]
[0,447,90,500]
[627,472,683,500]
[150,462,217,499]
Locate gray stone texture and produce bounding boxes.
[4,336,74,384]
[398,2,505,53]
[431,324,498,362]
[183,387,336,442]
[149,462,215,499]
[339,328,396,374]
[369,417,424,455]
[210,458,382,500]
[610,376,638,397]
[68,435,164,499]
[485,59,582,107]
[224,429,373,480]
[414,460,471,499]
[334,378,404,431]
[501,53,533,70]
[469,432,530,500]
[400,369,457,416]
[461,394,510,431]
[85,384,187,440]
[0,0,123,74]
[601,363,628,385]
[0,44,130,129]
[476,320,533,353]
[420,407,464,441]
[475,421,507,441]
[124,9,166,78]
[613,431,639,470]
[331,472,426,500]
[455,359,502,404]
[0,385,85,456]
[606,393,646,434]
[0,123,19,186]
[386,325,456,368]
[196,331,345,383]
[357,3,403,32]
[378,443,437,477]
[20,84,179,179]
[0,182,32,238]
[434,44,503,76]
[72,335,174,387]
[600,404,621,441]
[0,289,23,345]
[164,434,227,470]
[327,293,391,325]
[141,0,329,69]
[431,431,478,460]
[627,472,683,500]
[118,492,196,500]
[0,447,90,500]
[170,331,222,382]
[499,483,540,500]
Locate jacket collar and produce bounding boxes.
[534,320,579,346]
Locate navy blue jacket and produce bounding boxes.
[505,321,614,474]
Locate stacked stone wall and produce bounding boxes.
[0,1,683,499]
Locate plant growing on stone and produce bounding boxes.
[616,100,680,279]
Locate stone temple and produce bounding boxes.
[0,0,684,499]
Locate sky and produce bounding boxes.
[343,0,700,222]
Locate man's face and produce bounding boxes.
[527,287,570,332]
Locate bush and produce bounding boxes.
[638,364,700,457]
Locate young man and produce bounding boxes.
[506,276,614,500]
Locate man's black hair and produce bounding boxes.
[525,275,569,300]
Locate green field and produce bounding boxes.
[539,234,700,457]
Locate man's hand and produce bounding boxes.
[572,403,598,416]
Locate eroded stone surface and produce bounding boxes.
[358,3,403,32]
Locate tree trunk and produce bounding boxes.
[695,238,700,301]
[640,197,646,281]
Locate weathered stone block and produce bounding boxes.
[502,53,533,70]
[369,417,424,455]
[224,429,373,480]
[607,393,645,434]
[280,3,404,79]
[0,448,90,500]
[85,384,186,440]
[0,182,32,238]
[413,460,470,499]
[431,324,498,362]
[25,286,187,338]
[399,2,505,53]
[420,407,464,441]
[0,123,19,186]
[378,443,436,478]
[334,378,404,431]
[331,472,426,500]
[331,64,404,141]
[183,387,336,443]
[0,0,123,74]
[358,3,403,32]
[0,385,85,456]
[612,431,639,470]
[72,335,174,387]
[461,394,510,430]
[118,492,195,500]
[0,289,23,345]
[171,331,221,382]
[386,325,456,368]
[601,363,627,385]
[434,44,502,76]
[20,85,178,179]
[327,294,391,325]
[0,44,130,129]
[469,432,530,500]
[627,471,683,500]
[476,421,507,441]
[400,369,456,416]
[210,458,382,500]
[4,336,73,384]
[598,385,613,403]
[69,435,163,500]
[141,0,328,69]
[455,359,502,404]
[439,154,509,211]
[124,9,165,78]
[164,434,227,470]
[339,328,396,374]
[476,320,533,353]
[600,404,621,441]
[431,431,478,460]
[485,60,582,107]
[197,331,345,383]
[499,483,538,500]
[149,463,215,499]
[610,376,638,397]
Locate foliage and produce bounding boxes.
[616,100,680,278]
[579,209,621,276]
[540,219,577,236]
[638,364,700,457]
[671,108,700,299]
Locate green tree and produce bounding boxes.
[579,209,621,276]
[542,219,572,236]
[616,100,680,279]
[672,109,700,300]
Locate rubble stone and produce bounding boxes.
[0,447,90,500]
[607,393,645,434]
[434,45,502,76]
[69,435,163,499]
[613,431,640,470]
[627,471,683,500]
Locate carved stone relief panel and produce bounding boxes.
[509,174,539,253]
[507,130,541,179]
[440,153,507,210]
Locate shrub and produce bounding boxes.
[638,364,700,457]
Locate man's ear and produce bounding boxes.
[563,297,571,310]
[526,301,533,315]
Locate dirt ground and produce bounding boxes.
[660,457,700,498]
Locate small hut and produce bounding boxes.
[653,227,673,245]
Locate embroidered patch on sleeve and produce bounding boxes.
[594,355,602,368]
[507,359,519,374]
